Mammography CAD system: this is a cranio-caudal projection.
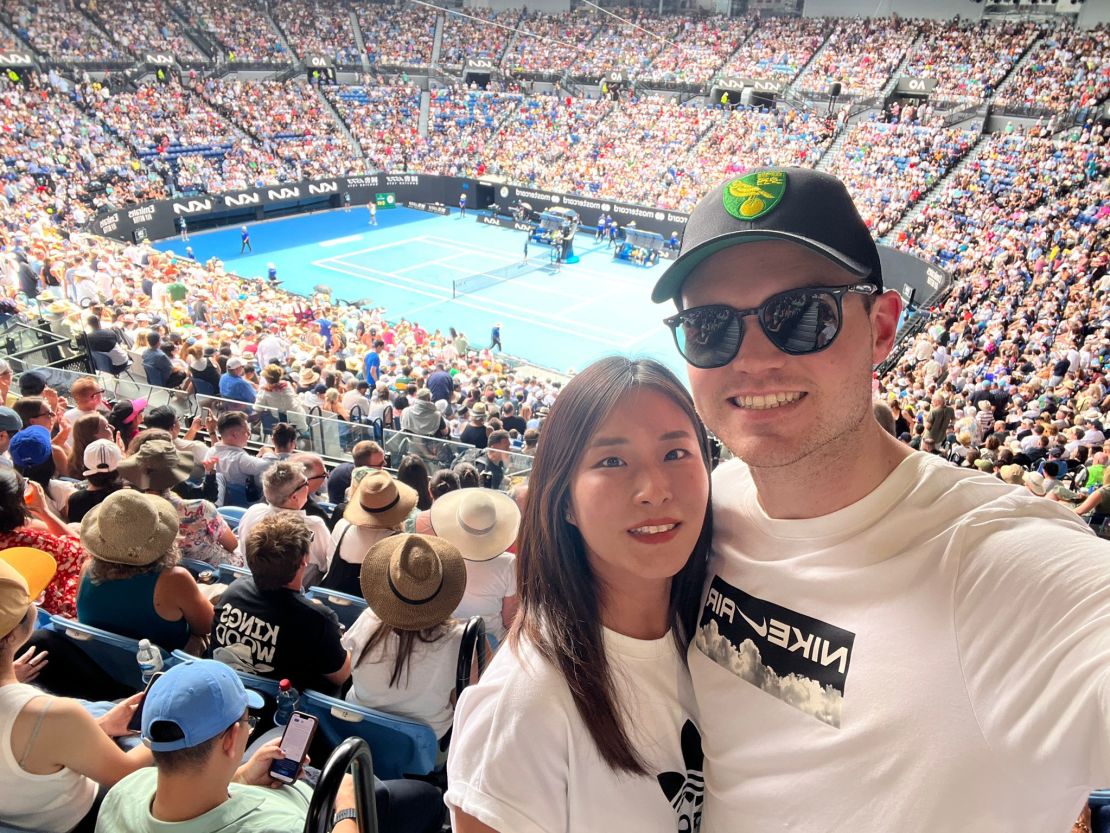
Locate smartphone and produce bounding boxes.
[127,671,165,733]
[269,712,318,784]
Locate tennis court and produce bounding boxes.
[153,206,683,376]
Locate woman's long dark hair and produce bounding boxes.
[396,454,432,511]
[0,469,30,533]
[512,356,712,775]
[355,621,451,687]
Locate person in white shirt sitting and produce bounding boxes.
[342,533,467,742]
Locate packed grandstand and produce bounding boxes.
[0,1,1109,831]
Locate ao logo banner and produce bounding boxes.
[0,52,34,67]
[896,77,937,95]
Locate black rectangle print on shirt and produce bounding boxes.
[695,575,856,728]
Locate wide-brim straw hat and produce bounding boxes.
[360,534,466,631]
[429,488,520,562]
[117,440,195,493]
[345,469,418,529]
[81,490,180,566]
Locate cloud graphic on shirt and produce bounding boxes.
[696,620,843,727]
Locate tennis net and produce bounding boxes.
[451,261,538,299]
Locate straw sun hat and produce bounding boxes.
[429,488,520,562]
[81,490,180,566]
[359,534,467,631]
[344,470,417,529]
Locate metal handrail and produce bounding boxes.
[302,737,378,833]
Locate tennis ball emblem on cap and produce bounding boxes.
[722,170,787,221]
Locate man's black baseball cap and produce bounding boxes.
[651,166,883,304]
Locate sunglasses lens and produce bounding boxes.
[761,289,842,355]
[673,307,743,368]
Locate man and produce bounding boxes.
[500,401,526,435]
[291,451,334,530]
[473,429,511,491]
[363,339,384,384]
[62,377,108,427]
[327,440,385,504]
[923,392,955,447]
[219,357,257,406]
[95,658,366,833]
[142,331,177,389]
[458,191,466,217]
[426,363,453,405]
[400,388,444,437]
[209,411,275,506]
[240,225,252,254]
[651,166,1109,833]
[211,513,349,693]
[83,313,131,373]
[341,380,372,418]
[144,404,217,496]
[489,323,502,353]
[256,326,288,369]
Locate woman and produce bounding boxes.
[107,397,146,450]
[65,438,125,524]
[431,488,520,643]
[322,387,350,421]
[186,345,221,393]
[255,364,306,425]
[413,470,460,534]
[446,357,712,833]
[321,470,416,598]
[366,384,394,429]
[1074,467,1110,521]
[118,434,239,568]
[0,470,86,618]
[396,453,433,526]
[342,534,466,741]
[66,412,114,480]
[0,547,150,833]
[76,490,214,653]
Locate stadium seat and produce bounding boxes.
[1090,790,1110,833]
[298,689,438,780]
[217,563,251,585]
[217,505,248,529]
[170,649,282,699]
[305,586,367,631]
[221,484,254,509]
[48,615,171,691]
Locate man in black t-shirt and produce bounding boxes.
[500,402,526,435]
[209,513,351,695]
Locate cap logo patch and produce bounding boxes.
[723,171,786,221]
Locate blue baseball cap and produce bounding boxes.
[141,660,264,752]
[9,425,52,468]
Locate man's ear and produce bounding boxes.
[870,289,903,366]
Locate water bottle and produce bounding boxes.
[136,639,163,685]
[274,679,299,727]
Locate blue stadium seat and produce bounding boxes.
[305,586,368,631]
[221,484,253,509]
[217,505,248,529]
[170,649,282,699]
[217,563,251,585]
[298,689,438,780]
[1090,790,1110,833]
[48,616,171,691]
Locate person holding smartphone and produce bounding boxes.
[96,659,444,833]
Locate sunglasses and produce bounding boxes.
[664,284,878,369]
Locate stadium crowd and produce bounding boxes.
[994,22,1110,115]
[81,0,206,62]
[716,15,828,85]
[638,16,751,86]
[1,9,1110,830]
[0,0,124,62]
[176,0,287,63]
[438,8,517,69]
[797,16,917,97]
[271,0,360,65]
[356,3,436,68]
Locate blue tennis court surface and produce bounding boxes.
[153,207,682,376]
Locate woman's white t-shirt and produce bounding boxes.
[341,609,465,739]
[452,553,515,641]
[446,629,704,833]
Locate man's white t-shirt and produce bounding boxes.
[452,553,516,641]
[235,504,330,573]
[691,452,1110,833]
[446,630,704,833]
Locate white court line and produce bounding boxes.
[561,284,635,316]
[318,234,364,247]
[313,236,437,264]
[621,324,669,350]
[315,260,636,346]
